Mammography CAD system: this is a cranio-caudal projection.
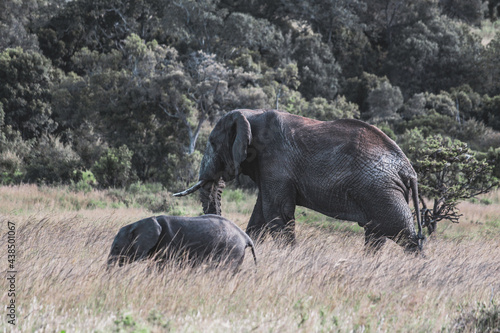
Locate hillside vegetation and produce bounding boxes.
[1,185,499,332]
[1,0,500,190]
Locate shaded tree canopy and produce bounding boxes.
[0,0,498,218]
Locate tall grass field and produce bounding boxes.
[1,184,499,332]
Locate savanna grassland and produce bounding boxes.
[1,185,499,332]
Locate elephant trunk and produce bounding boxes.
[173,180,208,197]
[200,178,225,215]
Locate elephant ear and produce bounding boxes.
[230,111,252,176]
[128,217,162,260]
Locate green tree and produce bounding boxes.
[303,96,360,121]
[386,16,483,97]
[0,102,33,184]
[24,136,82,184]
[219,12,284,67]
[280,0,371,79]
[480,34,500,96]
[0,48,63,140]
[439,0,483,26]
[481,95,500,131]
[400,130,498,234]
[292,33,341,101]
[161,0,225,54]
[366,80,403,122]
[37,0,163,71]
[362,0,438,49]
[343,72,397,120]
[92,145,133,188]
[0,0,41,51]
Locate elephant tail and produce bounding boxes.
[247,239,257,266]
[410,177,425,248]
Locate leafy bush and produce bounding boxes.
[0,114,33,184]
[452,302,500,332]
[401,130,499,233]
[163,151,202,192]
[304,96,360,121]
[24,137,82,185]
[70,170,96,193]
[92,145,134,188]
[224,188,245,203]
[0,48,62,140]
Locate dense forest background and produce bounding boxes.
[1,0,500,191]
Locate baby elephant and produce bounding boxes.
[107,214,256,269]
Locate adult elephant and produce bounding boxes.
[174,109,424,251]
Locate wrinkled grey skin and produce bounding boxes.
[175,109,423,252]
[107,215,257,268]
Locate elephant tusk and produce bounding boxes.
[173,180,208,197]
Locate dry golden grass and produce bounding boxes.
[0,185,499,332]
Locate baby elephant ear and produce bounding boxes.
[128,216,162,260]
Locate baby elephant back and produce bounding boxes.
[156,215,253,267]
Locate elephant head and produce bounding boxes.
[174,111,252,214]
[107,217,162,266]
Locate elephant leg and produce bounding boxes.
[247,182,297,245]
[364,227,387,253]
[261,189,297,245]
[363,194,419,253]
[246,192,266,241]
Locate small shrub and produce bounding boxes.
[70,170,96,193]
[480,198,493,205]
[92,145,134,188]
[167,205,188,216]
[147,310,172,331]
[452,302,500,332]
[401,130,499,232]
[224,188,245,203]
[24,137,83,184]
[86,199,107,209]
[113,313,149,333]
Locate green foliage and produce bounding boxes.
[401,130,499,231]
[375,123,397,141]
[223,188,245,203]
[0,0,498,190]
[401,110,458,138]
[440,0,483,26]
[366,81,403,122]
[452,302,500,332]
[0,48,62,140]
[478,147,500,179]
[344,72,391,117]
[113,313,149,333]
[92,145,134,188]
[0,2,38,50]
[0,121,32,184]
[303,96,360,121]
[24,137,82,185]
[292,33,341,100]
[70,170,96,193]
[389,16,483,96]
[163,151,203,192]
[481,95,500,131]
